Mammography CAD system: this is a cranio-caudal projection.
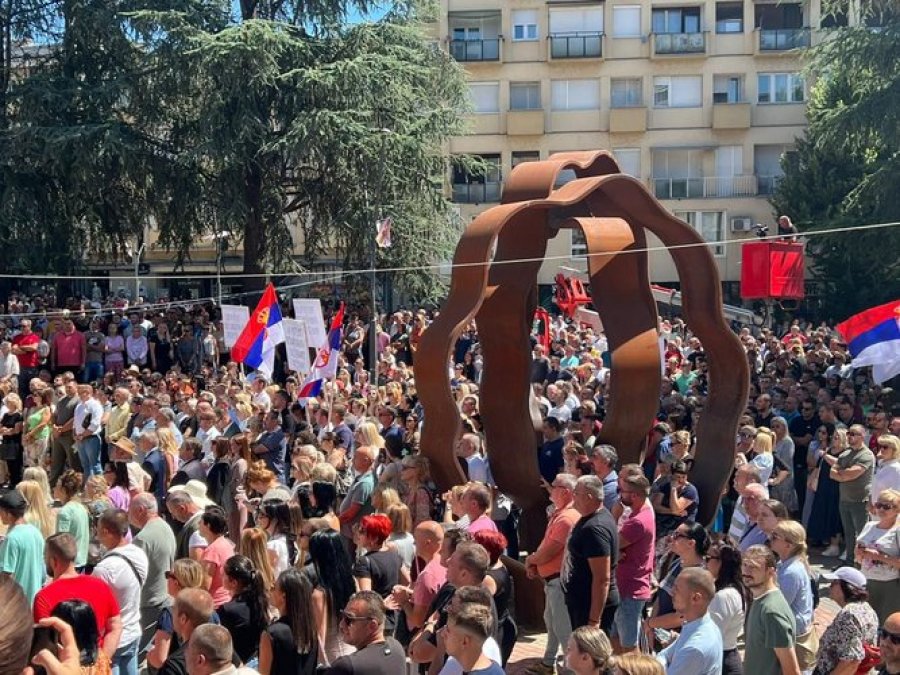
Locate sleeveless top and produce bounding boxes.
[486,565,514,624]
[266,617,318,675]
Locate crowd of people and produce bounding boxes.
[0,293,897,675]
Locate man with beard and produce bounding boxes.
[741,545,801,675]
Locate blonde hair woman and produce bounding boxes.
[750,426,776,483]
[0,392,23,485]
[372,485,401,513]
[146,559,208,669]
[22,466,52,506]
[354,421,384,451]
[400,454,433,527]
[856,488,900,623]
[241,527,276,591]
[771,520,817,669]
[157,427,179,486]
[607,654,665,675]
[19,479,55,538]
[873,434,900,505]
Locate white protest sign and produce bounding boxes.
[574,307,603,333]
[292,299,327,347]
[283,318,311,375]
[221,305,250,348]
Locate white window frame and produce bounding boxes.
[468,82,500,114]
[510,82,542,111]
[611,78,643,108]
[757,73,805,104]
[653,76,702,108]
[551,79,601,111]
[512,9,539,41]
[612,5,642,37]
[675,210,726,256]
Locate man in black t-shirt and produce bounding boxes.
[789,401,820,513]
[563,474,619,632]
[327,591,406,675]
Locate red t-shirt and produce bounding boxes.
[616,503,656,600]
[53,330,85,367]
[13,332,40,368]
[34,575,121,642]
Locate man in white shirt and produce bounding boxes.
[93,509,149,675]
[250,376,271,412]
[74,384,105,477]
[456,433,492,484]
[439,586,503,675]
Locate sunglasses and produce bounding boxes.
[704,555,721,562]
[881,628,900,645]
[672,531,690,540]
[848,431,863,437]
[875,502,896,510]
[339,611,372,624]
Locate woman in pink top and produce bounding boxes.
[199,505,236,607]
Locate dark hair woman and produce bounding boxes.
[51,599,110,674]
[474,529,517,666]
[258,568,318,675]
[646,521,710,634]
[198,505,236,608]
[308,529,356,665]
[704,536,748,674]
[219,555,270,664]
[257,499,300,578]
[206,437,231,506]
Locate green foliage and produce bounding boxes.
[0,0,471,301]
[772,6,900,321]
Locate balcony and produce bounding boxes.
[758,28,810,51]
[507,110,544,136]
[712,102,751,129]
[449,38,501,62]
[549,32,603,59]
[757,175,783,195]
[652,175,758,199]
[452,182,502,204]
[609,107,647,133]
[652,32,706,55]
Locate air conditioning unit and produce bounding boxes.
[731,216,753,233]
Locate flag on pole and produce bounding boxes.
[231,283,285,378]
[375,217,392,249]
[836,299,900,384]
[299,303,345,398]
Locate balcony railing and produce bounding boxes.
[757,175,783,195]
[759,28,810,50]
[449,38,501,62]
[452,182,502,203]
[652,175,758,199]
[549,32,603,58]
[654,32,706,54]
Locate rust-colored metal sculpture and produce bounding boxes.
[418,151,749,546]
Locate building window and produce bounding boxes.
[652,7,701,33]
[549,6,604,34]
[754,144,792,195]
[510,82,542,111]
[754,3,802,29]
[551,79,601,111]
[611,78,643,107]
[653,76,702,108]
[675,211,726,256]
[713,75,743,103]
[512,9,539,41]
[452,154,502,204]
[613,148,641,178]
[612,5,642,37]
[468,82,499,113]
[715,2,743,33]
[512,151,540,168]
[757,73,805,103]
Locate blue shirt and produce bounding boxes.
[658,612,723,675]
[538,437,565,484]
[601,470,619,511]
[777,555,814,634]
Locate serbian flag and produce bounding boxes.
[231,283,285,378]
[837,300,900,383]
[298,303,345,397]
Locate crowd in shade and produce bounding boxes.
[0,294,897,675]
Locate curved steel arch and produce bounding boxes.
[417,151,748,537]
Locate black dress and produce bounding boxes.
[150,335,174,374]
[1,411,24,486]
[486,565,517,666]
[265,617,317,675]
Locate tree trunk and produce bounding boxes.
[242,163,266,293]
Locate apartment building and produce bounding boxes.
[440,0,839,301]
